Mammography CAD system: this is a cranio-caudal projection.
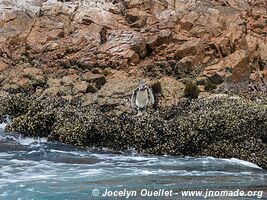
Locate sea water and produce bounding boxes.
[0,121,266,200]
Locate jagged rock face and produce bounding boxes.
[0,0,266,110]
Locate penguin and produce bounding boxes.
[131,80,154,115]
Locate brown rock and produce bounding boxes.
[174,56,195,79]
[125,8,148,28]
[250,72,260,82]
[128,0,142,9]
[73,81,88,94]
[180,10,200,31]
[87,84,98,93]
[62,95,74,101]
[258,39,267,61]
[146,29,172,50]
[246,35,267,61]
[91,68,103,74]
[15,78,32,88]
[6,77,35,92]
[19,68,45,85]
[224,0,250,10]
[81,93,98,106]
[42,87,60,97]
[82,71,94,80]
[59,85,73,96]
[47,78,61,88]
[198,85,205,92]
[97,70,135,110]
[250,70,267,82]
[122,49,140,64]
[0,0,266,109]
[175,39,205,61]
[98,29,146,63]
[75,3,127,29]
[2,84,20,93]
[203,50,250,82]
[158,76,185,106]
[262,70,267,80]
[0,61,8,72]
[151,0,168,13]
[82,73,106,88]
[62,74,79,85]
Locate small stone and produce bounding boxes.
[62,95,74,101]
[0,61,8,72]
[83,73,106,88]
[196,77,208,85]
[42,87,60,96]
[62,74,79,85]
[47,78,61,87]
[73,81,88,93]
[2,84,19,93]
[198,85,205,92]
[123,49,140,64]
[87,84,98,93]
[91,68,103,74]
[209,73,224,84]
[23,67,43,77]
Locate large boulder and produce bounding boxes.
[98,29,146,64]
[158,76,185,106]
[175,39,205,61]
[96,70,136,112]
[203,50,251,83]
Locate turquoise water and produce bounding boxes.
[0,121,267,200]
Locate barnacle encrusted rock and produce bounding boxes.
[1,94,266,169]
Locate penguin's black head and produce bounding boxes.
[138,80,146,90]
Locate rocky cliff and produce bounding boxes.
[0,0,266,110]
[0,0,266,168]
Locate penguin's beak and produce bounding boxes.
[139,85,145,90]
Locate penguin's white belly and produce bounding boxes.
[135,90,149,108]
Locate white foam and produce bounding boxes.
[27,188,34,192]
[17,135,47,146]
[0,165,13,172]
[0,122,7,130]
[223,158,262,169]
[0,160,63,184]
[142,156,263,171]
[92,154,159,162]
[0,192,8,197]
[138,170,156,175]
[0,184,7,189]
[0,152,15,157]
[79,169,106,176]
[122,168,244,177]
[49,149,87,156]
[122,169,157,176]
